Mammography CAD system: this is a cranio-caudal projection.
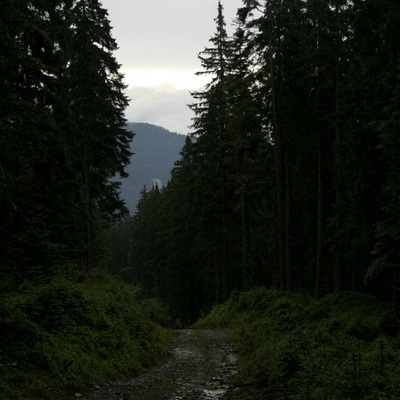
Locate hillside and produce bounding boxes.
[196,289,400,399]
[0,270,173,400]
[121,123,186,213]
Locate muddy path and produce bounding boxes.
[70,329,237,400]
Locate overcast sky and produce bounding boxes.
[101,0,244,134]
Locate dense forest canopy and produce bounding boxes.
[0,0,132,282]
[119,0,400,324]
[1,0,400,326]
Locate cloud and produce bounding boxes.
[125,86,195,135]
[102,0,244,134]
[152,178,164,188]
[106,0,243,71]
[122,67,208,90]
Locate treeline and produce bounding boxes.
[0,4,180,397]
[0,0,132,284]
[111,0,400,324]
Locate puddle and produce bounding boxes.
[67,329,237,400]
[203,388,227,399]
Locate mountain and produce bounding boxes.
[119,122,186,213]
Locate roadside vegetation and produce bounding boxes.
[0,269,174,400]
[196,288,400,399]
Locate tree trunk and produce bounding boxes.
[221,165,229,300]
[84,143,93,274]
[269,33,286,291]
[285,151,291,292]
[315,139,323,299]
[333,1,342,293]
[240,161,252,290]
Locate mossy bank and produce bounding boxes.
[0,270,174,400]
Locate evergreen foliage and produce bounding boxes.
[0,2,150,398]
[3,0,400,395]
[122,0,400,323]
[0,0,132,278]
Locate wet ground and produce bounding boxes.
[70,329,237,400]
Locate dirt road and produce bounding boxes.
[70,329,237,400]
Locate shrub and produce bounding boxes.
[196,289,400,399]
[0,269,174,400]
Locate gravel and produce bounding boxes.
[68,329,237,400]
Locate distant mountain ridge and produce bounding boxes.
[120,122,186,213]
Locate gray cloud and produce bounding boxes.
[104,0,242,69]
[101,0,244,133]
[126,86,194,134]
[152,178,164,188]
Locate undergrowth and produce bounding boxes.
[0,269,174,400]
[195,288,400,399]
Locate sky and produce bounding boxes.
[101,0,244,134]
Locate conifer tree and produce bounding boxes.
[189,1,232,301]
[245,0,312,291]
[116,0,400,315]
[0,0,132,280]
[129,185,163,296]
[224,10,267,290]
[66,0,133,272]
[364,0,400,311]
[331,0,389,294]
[0,0,79,276]
[162,137,207,323]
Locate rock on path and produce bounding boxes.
[69,329,237,400]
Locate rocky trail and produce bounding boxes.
[70,329,237,400]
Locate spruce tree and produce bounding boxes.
[189,1,232,301]
[224,10,267,290]
[162,137,207,324]
[0,0,79,276]
[66,0,133,272]
[332,0,389,294]
[365,0,400,311]
[0,0,132,280]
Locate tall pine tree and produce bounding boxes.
[189,1,232,301]
[67,0,132,272]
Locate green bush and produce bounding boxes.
[0,269,174,400]
[196,289,400,399]
[27,278,95,331]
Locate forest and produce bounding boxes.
[1,0,400,399]
[0,1,172,398]
[111,0,400,325]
